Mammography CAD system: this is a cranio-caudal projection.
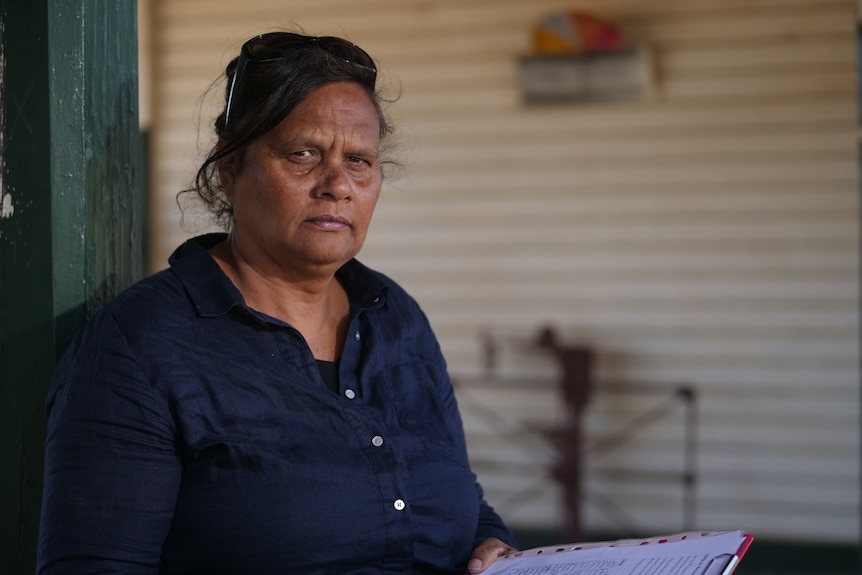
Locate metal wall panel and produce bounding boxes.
[146,0,859,544]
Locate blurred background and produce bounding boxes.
[2,0,851,573]
[138,1,859,571]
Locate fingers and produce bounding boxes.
[466,537,518,574]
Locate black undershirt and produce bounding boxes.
[315,359,340,393]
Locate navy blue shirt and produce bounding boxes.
[38,234,515,575]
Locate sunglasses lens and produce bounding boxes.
[245,33,306,60]
[243,33,375,75]
[315,37,376,71]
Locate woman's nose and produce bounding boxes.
[315,161,351,200]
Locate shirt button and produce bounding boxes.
[344,389,356,399]
[353,330,361,341]
[371,435,384,447]
[393,499,405,511]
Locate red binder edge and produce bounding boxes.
[736,532,755,559]
[718,532,755,575]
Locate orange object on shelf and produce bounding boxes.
[532,11,625,55]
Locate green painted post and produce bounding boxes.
[0,1,143,573]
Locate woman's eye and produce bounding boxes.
[348,155,371,166]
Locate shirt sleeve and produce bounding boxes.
[37,311,181,574]
[474,480,519,549]
[419,310,518,551]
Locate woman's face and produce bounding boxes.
[222,81,383,274]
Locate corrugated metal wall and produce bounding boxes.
[145,0,859,544]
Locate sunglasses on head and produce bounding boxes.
[224,32,378,128]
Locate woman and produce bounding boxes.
[37,31,517,574]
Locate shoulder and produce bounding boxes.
[340,259,424,315]
[63,235,231,359]
[53,269,188,374]
[93,267,193,331]
[88,233,234,333]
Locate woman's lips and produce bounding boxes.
[307,214,350,230]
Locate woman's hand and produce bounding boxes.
[466,537,518,573]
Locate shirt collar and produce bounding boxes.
[168,233,388,318]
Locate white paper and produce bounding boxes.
[484,530,750,575]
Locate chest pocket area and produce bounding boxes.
[377,362,470,469]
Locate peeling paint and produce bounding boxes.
[1,191,12,218]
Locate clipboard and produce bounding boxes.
[485,529,753,575]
